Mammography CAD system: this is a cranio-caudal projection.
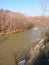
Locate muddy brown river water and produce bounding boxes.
[0,25,46,65]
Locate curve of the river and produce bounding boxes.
[0,25,47,65]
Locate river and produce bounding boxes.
[0,25,47,65]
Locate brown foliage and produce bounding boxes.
[31,16,49,26]
[0,9,32,35]
[0,9,49,35]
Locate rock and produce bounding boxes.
[18,59,26,65]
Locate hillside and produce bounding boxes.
[0,9,49,35]
[0,9,32,35]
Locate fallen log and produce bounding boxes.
[17,38,49,65]
[26,39,45,65]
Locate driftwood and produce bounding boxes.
[17,38,49,65]
[26,39,45,65]
[17,39,45,65]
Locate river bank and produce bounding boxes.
[0,9,32,35]
[0,9,49,36]
[31,16,49,28]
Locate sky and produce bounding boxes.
[0,0,49,16]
